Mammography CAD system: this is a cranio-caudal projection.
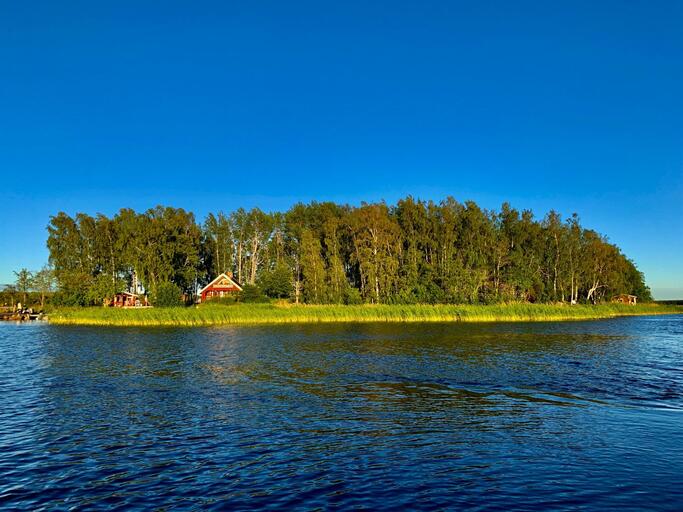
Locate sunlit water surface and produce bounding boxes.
[1,316,682,510]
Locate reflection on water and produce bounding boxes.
[1,317,682,510]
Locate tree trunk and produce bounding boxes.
[372,238,379,303]
[294,261,301,304]
[553,233,559,301]
[215,237,220,276]
[250,238,259,284]
[587,281,600,304]
[237,242,243,284]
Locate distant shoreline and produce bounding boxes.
[47,303,683,327]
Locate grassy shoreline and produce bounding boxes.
[47,303,683,327]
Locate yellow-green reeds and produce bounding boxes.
[47,302,683,327]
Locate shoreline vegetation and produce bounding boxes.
[48,303,683,327]
[45,197,652,310]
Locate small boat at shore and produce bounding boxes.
[0,310,44,322]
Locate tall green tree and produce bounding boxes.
[245,208,274,285]
[13,268,33,305]
[33,265,56,309]
[204,212,233,278]
[348,203,401,303]
[300,228,327,303]
[44,197,652,306]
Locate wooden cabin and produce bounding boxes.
[111,292,149,308]
[199,272,242,302]
[612,294,637,305]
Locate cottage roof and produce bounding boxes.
[115,291,139,297]
[199,273,243,294]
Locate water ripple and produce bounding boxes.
[1,317,683,510]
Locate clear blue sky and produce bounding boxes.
[1,1,681,298]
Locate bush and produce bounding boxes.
[151,281,183,307]
[237,284,270,303]
[343,287,363,305]
[52,290,88,307]
[259,264,293,299]
[87,275,126,306]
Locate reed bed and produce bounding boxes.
[48,303,683,327]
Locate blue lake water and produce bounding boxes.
[1,316,682,510]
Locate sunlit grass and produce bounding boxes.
[47,302,683,327]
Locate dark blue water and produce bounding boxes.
[1,316,682,510]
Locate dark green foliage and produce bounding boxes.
[45,197,652,306]
[343,287,363,305]
[259,264,293,299]
[0,285,18,308]
[151,281,183,308]
[51,289,88,307]
[237,284,269,303]
[87,275,124,306]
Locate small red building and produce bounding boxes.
[111,292,149,308]
[199,273,243,302]
[612,294,637,305]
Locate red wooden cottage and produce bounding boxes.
[612,294,637,305]
[110,292,149,308]
[199,272,243,302]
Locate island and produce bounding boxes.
[4,197,681,326]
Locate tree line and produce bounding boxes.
[44,197,652,306]
[0,267,55,309]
